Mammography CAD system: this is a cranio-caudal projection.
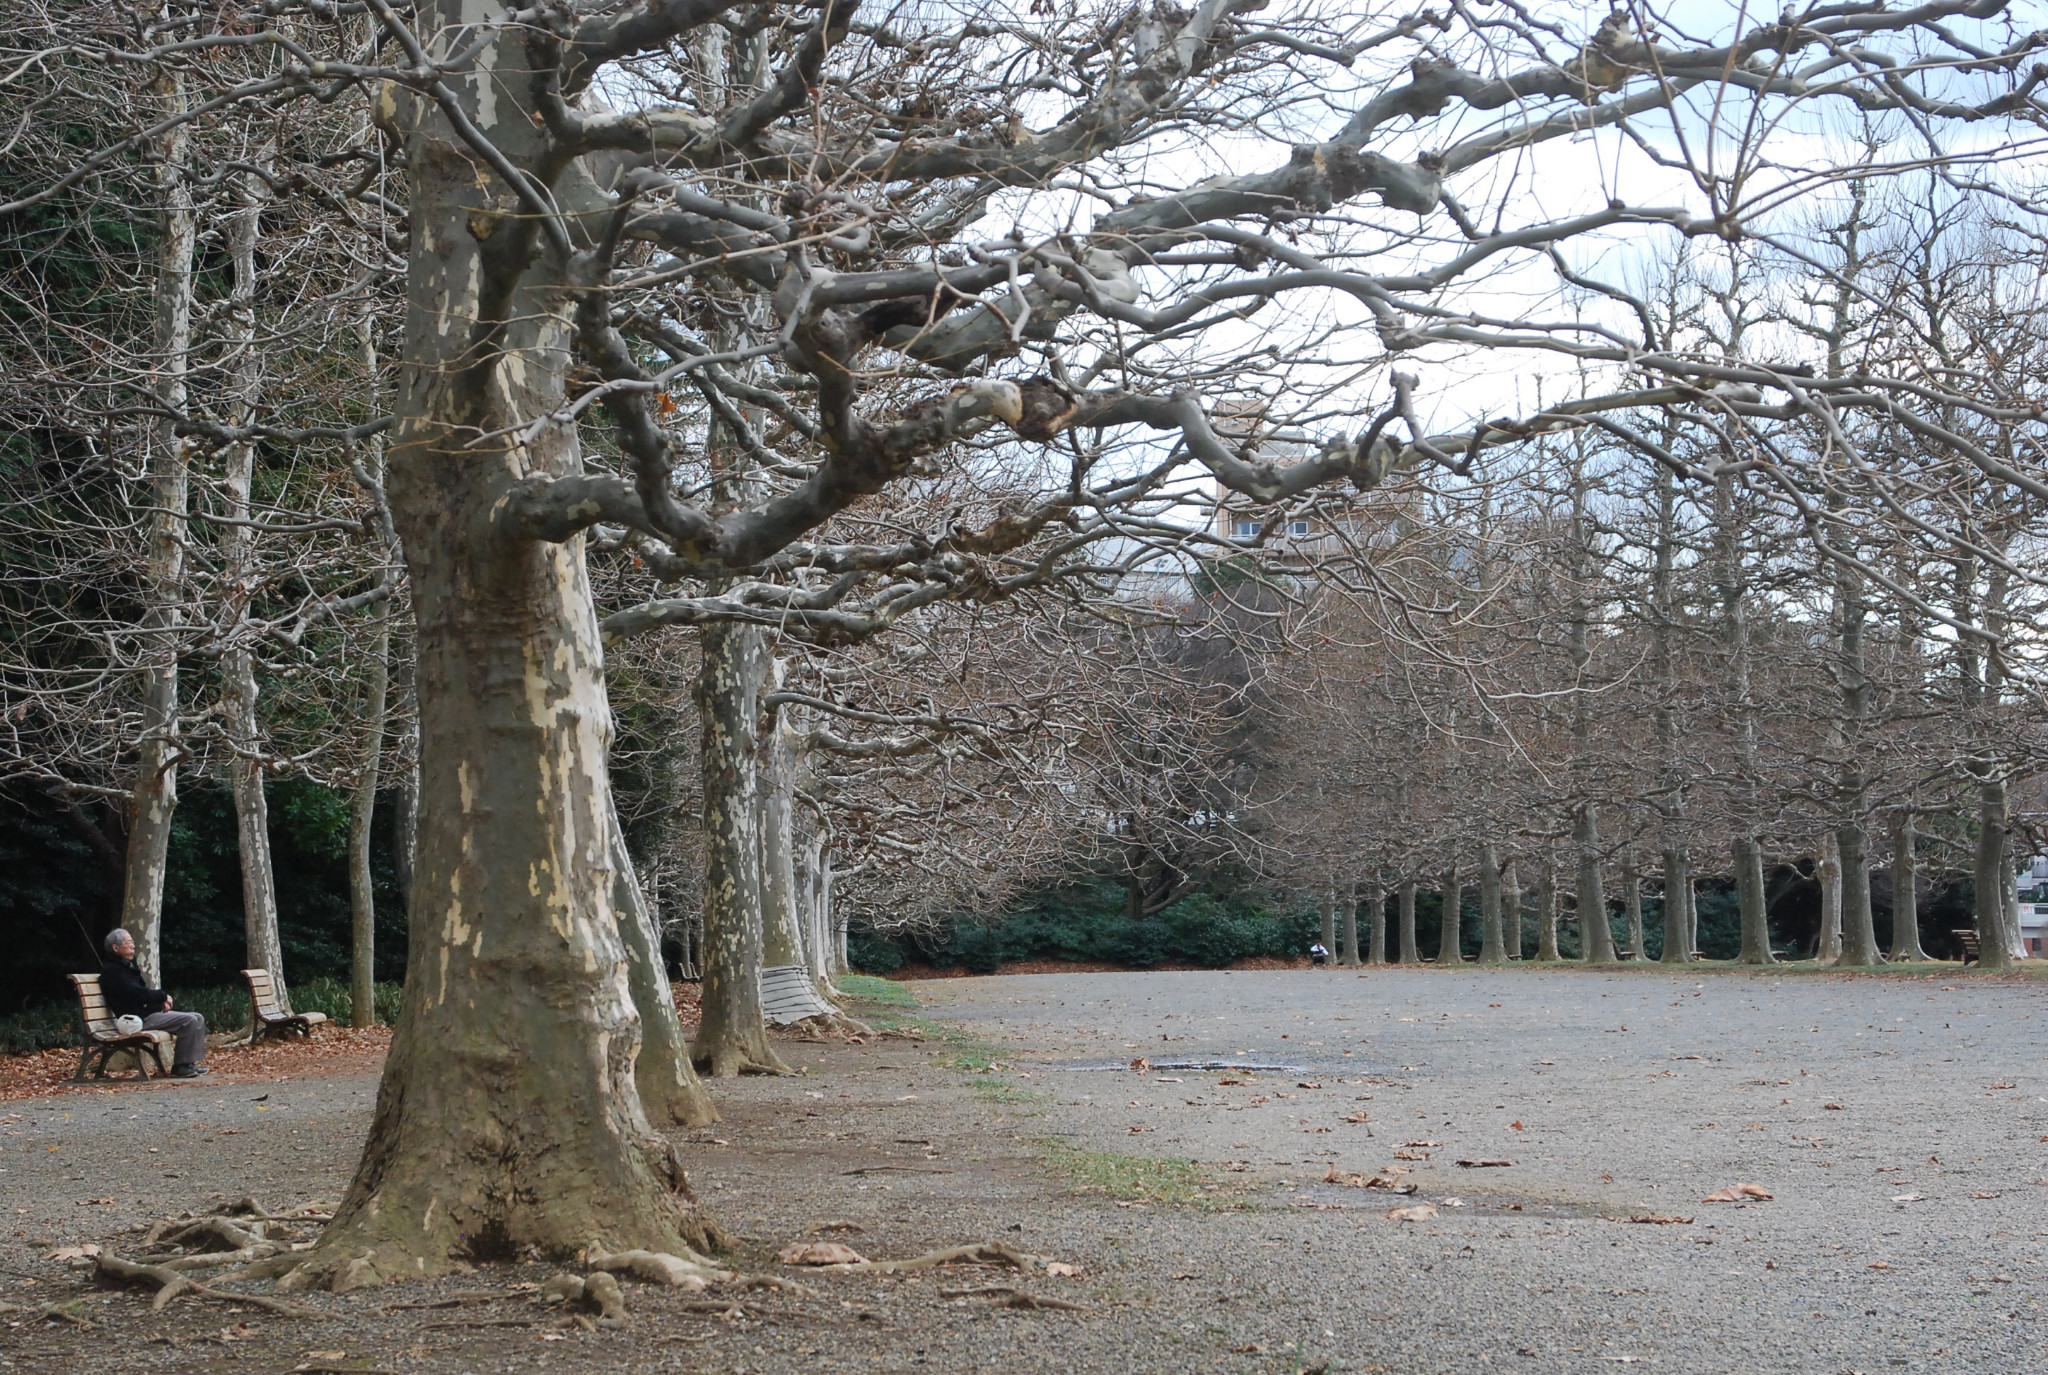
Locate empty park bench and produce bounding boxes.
[1949,929,1981,966]
[242,968,330,1044]
[66,974,172,1082]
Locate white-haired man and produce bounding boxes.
[99,929,209,1078]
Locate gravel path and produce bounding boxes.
[2,965,2043,1374]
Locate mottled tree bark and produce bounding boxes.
[758,696,807,974]
[1477,842,1506,965]
[1974,780,2016,968]
[1836,820,1881,966]
[220,150,286,1009]
[1337,884,1359,967]
[1833,545,1881,967]
[1644,456,1687,969]
[1658,848,1693,964]
[348,605,388,1028]
[692,622,788,1076]
[612,825,717,1126]
[292,20,728,1285]
[1816,833,1843,964]
[1733,837,1772,964]
[1397,878,1419,965]
[1319,882,1337,962]
[1715,472,1774,964]
[1365,877,1387,965]
[1501,858,1522,960]
[120,66,196,988]
[1577,807,1615,964]
[1437,856,1463,964]
[348,324,388,1030]
[1889,812,1928,962]
[1535,852,1561,962]
[1620,855,1644,961]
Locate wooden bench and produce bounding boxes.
[243,969,329,1044]
[1950,929,1981,966]
[66,974,172,1082]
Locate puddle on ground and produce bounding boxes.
[1053,1059,1308,1073]
[1049,1057,1418,1078]
[1280,1186,1612,1218]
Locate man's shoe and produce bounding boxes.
[172,1065,206,1078]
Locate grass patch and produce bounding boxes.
[854,1009,1005,1070]
[836,973,919,1008]
[967,1075,1045,1106]
[1037,1139,1223,1206]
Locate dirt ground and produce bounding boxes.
[2,965,2045,1375]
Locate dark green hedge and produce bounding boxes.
[849,884,1321,975]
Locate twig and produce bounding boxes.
[839,1165,955,1176]
[812,1241,1044,1273]
[384,1291,520,1310]
[938,1284,1089,1311]
[94,1254,327,1318]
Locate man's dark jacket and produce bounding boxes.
[99,957,168,1018]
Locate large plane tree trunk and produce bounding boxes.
[1535,850,1561,962]
[1501,858,1522,960]
[1365,877,1386,965]
[290,24,726,1286]
[1397,877,1419,964]
[1816,833,1843,964]
[1477,843,1506,965]
[1436,855,1463,965]
[120,65,196,987]
[1337,883,1359,967]
[220,148,287,1007]
[1889,812,1929,963]
[1620,855,1644,961]
[1658,848,1693,964]
[1714,471,1774,963]
[691,622,789,1076]
[1576,808,1615,964]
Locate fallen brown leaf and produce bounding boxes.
[1045,1262,1079,1278]
[1385,1203,1438,1222]
[1703,1183,1773,1203]
[779,1241,866,1267]
[1623,1214,1693,1225]
[1868,1262,1892,1271]
[1457,1159,1515,1169]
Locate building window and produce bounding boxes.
[1288,519,1311,536]
[1233,520,1261,538]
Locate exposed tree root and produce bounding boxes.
[94,1253,329,1318]
[810,1242,1045,1274]
[938,1284,1089,1311]
[585,1247,731,1289]
[784,1012,875,1041]
[541,1271,626,1324]
[693,1040,794,1077]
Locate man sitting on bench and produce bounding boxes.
[100,929,209,1078]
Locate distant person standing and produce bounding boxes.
[99,929,209,1078]
[1309,941,1330,967]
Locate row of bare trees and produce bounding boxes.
[3,0,2045,1289]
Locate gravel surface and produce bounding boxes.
[2,965,2044,1374]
